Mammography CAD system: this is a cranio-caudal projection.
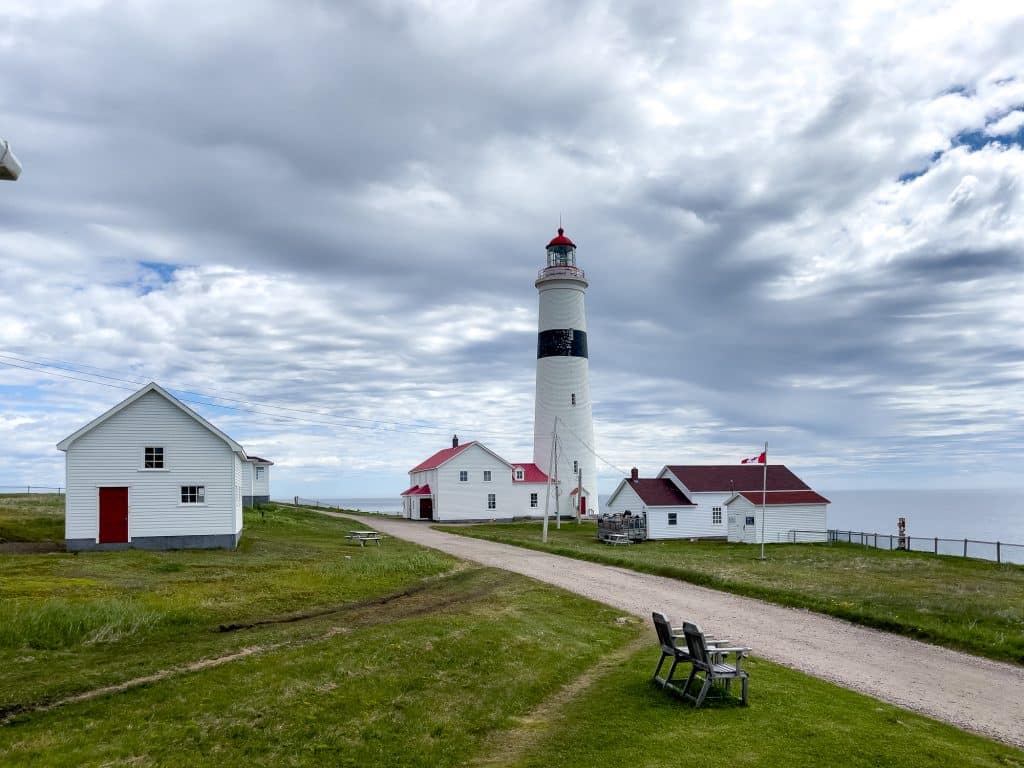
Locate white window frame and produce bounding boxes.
[255,466,265,481]
[459,470,468,482]
[712,506,722,525]
[487,493,496,510]
[668,512,678,526]
[180,485,206,505]
[514,468,524,481]
[530,492,538,508]
[572,460,579,475]
[142,446,165,470]
[483,470,492,482]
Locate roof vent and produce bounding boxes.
[630,467,639,482]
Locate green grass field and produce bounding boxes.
[1,498,1020,765]
[436,521,1024,665]
[0,494,64,543]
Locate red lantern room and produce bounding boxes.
[545,227,577,269]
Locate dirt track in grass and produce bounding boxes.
[317,511,1024,749]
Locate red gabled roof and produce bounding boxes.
[664,465,810,493]
[512,463,549,483]
[735,490,830,505]
[400,484,420,496]
[626,478,695,507]
[413,484,432,495]
[410,442,477,473]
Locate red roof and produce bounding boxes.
[734,490,830,506]
[546,227,575,248]
[512,463,548,483]
[247,455,274,465]
[410,442,476,473]
[413,484,432,495]
[400,484,420,496]
[625,478,695,507]
[664,465,810,493]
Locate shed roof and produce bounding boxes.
[56,382,246,457]
[624,478,695,507]
[247,455,274,465]
[727,490,830,506]
[663,465,810,493]
[512,463,549,483]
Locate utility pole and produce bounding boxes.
[542,418,558,543]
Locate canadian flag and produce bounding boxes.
[741,451,766,464]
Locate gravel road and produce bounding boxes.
[325,513,1024,748]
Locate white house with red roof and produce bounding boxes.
[604,468,699,539]
[605,463,829,542]
[401,436,549,522]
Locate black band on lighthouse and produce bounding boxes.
[537,329,588,359]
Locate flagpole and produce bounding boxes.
[760,441,767,561]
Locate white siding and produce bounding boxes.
[241,461,271,497]
[233,454,244,533]
[64,390,237,541]
[435,445,517,521]
[725,496,828,543]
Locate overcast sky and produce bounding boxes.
[2,1,1023,497]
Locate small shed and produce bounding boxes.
[724,490,831,543]
[604,469,699,540]
[241,456,274,507]
[56,382,249,551]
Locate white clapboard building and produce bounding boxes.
[56,382,261,551]
[606,464,828,543]
[402,436,549,522]
[241,456,273,507]
[604,468,698,539]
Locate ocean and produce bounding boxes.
[294,489,1024,545]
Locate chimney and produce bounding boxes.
[630,467,639,482]
[452,434,459,449]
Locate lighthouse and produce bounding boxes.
[533,227,598,517]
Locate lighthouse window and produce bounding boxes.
[483,470,492,482]
[530,493,538,508]
[459,471,468,482]
[573,460,579,475]
[571,393,576,406]
[487,493,496,510]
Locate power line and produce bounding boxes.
[557,417,629,477]
[0,357,526,440]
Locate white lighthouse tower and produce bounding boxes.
[533,227,598,517]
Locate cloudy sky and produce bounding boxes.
[2,1,1023,497]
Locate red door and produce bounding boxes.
[580,496,587,517]
[99,487,129,543]
[419,498,433,521]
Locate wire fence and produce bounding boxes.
[0,485,64,495]
[824,529,1024,565]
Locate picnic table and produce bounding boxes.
[346,530,383,546]
[603,533,632,545]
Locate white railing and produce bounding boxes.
[537,265,586,280]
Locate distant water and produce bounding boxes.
[289,497,403,515]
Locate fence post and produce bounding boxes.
[996,542,1001,563]
[934,537,938,554]
[964,538,968,558]
[874,533,878,548]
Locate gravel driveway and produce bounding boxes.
[324,512,1024,748]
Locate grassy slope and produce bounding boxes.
[436,522,1024,665]
[508,646,1024,768]
[0,494,64,543]
[0,503,456,706]
[0,503,1019,765]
